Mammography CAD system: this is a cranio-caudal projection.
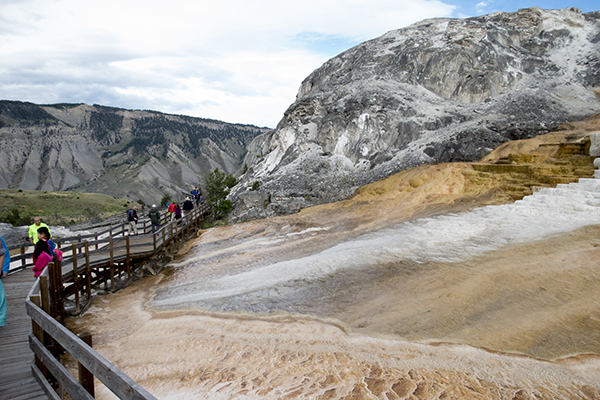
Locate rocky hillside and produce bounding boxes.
[231,7,600,222]
[0,101,269,204]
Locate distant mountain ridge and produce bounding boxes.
[0,101,269,204]
[231,7,600,222]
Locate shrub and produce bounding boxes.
[0,208,32,226]
[160,194,172,207]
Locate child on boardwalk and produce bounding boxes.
[32,227,53,277]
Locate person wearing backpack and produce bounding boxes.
[127,206,139,235]
[182,197,194,218]
[148,204,161,232]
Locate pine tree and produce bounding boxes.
[205,168,237,220]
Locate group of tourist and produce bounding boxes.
[134,203,162,233]
[1,186,207,327]
[127,187,204,235]
[1,188,206,327]
[1,187,209,327]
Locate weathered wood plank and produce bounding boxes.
[1,375,40,393]
[3,390,48,400]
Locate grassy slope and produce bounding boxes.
[0,189,140,225]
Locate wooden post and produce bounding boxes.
[53,257,65,325]
[30,294,47,379]
[38,275,54,351]
[77,332,95,397]
[78,234,82,254]
[184,213,189,238]
[95,234,99,250]
[47,262,58,319]
[153,232,158,272]
[84,242,91,300]
[72,243,80,313]
[126,235,131,278]
[39,275,51,315]
[109,237,115,292]
[20,245,26,268]
[170,221,175,255]
[178,215,182,241]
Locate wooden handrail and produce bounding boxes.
[21,203,210,399]
[26,275,157,399]
[6,208,185,273]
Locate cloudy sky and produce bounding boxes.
[0,0,598,127]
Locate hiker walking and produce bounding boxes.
[127,206,139,235]
[148,204,161,232]
[168,202,177,222]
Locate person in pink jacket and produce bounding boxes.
[32,227,53,277]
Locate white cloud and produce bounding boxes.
[0,0,456,127]
[475,1,491,14]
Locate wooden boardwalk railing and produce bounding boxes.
[16,204,209,399]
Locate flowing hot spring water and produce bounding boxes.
[76,181,600,399]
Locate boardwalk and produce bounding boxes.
[1,207,205,399]
[0,270,50,400]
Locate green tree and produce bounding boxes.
[224,174,238,188]
[160,194,172,207]
[205,168,237,220]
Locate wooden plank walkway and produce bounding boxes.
[0,270,50,400]
[62,232,158,275]
[1,207,205,399]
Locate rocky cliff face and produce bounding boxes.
[231,7,600,222]
[0,102,269,204]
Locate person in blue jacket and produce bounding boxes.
[0,235,11,327]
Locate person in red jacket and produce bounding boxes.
[168,202,177,222]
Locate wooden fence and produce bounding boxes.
[8,206,186,273]
[23,204,209,399]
